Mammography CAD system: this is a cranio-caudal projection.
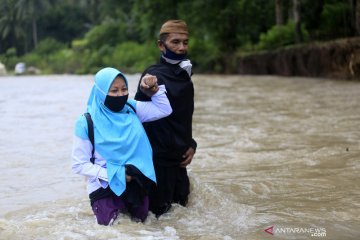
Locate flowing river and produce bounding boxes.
[0,74,359,240]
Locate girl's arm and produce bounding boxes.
[72,118,108,188]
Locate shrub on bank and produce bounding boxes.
[0,48,19,72]
[189,37,220,73]
[103,41,158,73]
[0,40,160,75]
[256,21,309,50]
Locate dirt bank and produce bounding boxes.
[237,37,360,80]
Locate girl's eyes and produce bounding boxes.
[110,88,127,93]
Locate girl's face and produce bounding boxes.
[108,76,128,96]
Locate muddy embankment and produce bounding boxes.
[237,37,360,80]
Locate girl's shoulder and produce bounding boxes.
[127,99,137,112]
[74,114,89,139]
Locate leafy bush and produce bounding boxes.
[102,41,158,73]
[34,38,67,56]
[0,48,19,71]
[189,37,220,73]
[47,49,76,73]
[84,20,123,50]
[21,47,85,74]
[256,21,309,50]
[72,39,88,51]
[21,53,43,70]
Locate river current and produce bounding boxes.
[0,74,359,240]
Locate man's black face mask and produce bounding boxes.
[161,41,187,61]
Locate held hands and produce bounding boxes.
[140,74,159,97]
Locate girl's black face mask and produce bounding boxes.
[104,94,128,112]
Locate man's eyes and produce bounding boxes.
[171,41,188,45]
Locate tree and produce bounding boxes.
[0,0,26,53]
[275,0,284,25]
[132,0,180,42]
[293,0,303,43]
[356,0,360,35]
[16,0,51,48]
[41,2,91,45]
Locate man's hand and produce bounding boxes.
[180,147,195,168]
[140,74,159,97]
[126,175,132,182]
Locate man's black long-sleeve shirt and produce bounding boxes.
[135,58,197,166]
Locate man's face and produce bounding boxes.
[158,33,189,55]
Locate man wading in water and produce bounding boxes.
[135,20,197,217]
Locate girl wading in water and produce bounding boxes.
[72,67,172,225]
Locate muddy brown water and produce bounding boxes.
[0,74,359,240]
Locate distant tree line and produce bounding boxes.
[0,0,359,74]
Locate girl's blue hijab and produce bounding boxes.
[75,67,156,196]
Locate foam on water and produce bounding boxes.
[0,173,250,240]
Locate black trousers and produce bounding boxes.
[149,164,190,217]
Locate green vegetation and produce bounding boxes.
[256,21,310,50]
[0,0,358,74]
